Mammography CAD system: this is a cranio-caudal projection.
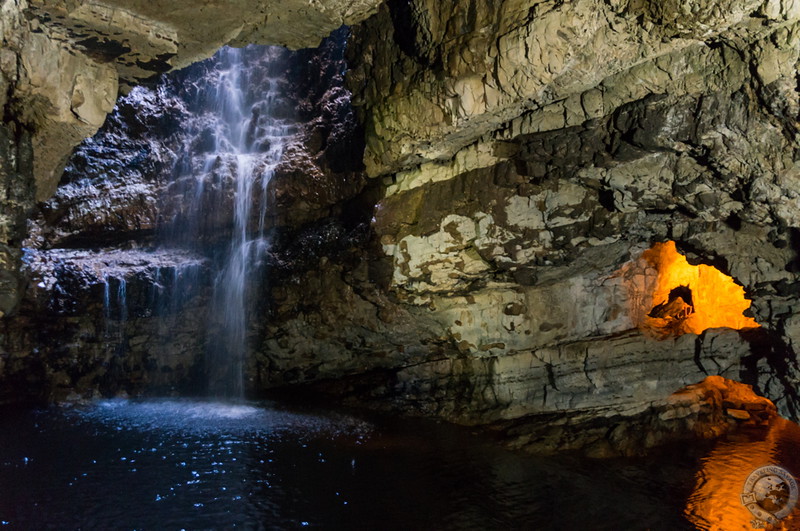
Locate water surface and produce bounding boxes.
[1,399,796,529]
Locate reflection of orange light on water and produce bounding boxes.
[641,241,759,335]
[679,377,800,530]
[685,417,800,530]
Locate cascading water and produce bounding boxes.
[162,46,291,398]
[101,275,128,358]
[11,30,361,408]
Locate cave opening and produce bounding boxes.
[636,241,760,337]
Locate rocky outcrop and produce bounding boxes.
[496,375,779,457]
[348,0,800,178]
[26,0,383,86]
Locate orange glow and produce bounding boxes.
[677,377,800,530]
[685,417,800,530]
[640,241,759,336]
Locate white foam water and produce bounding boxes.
[196,46,291,398]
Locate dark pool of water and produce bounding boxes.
[0,399,795,530]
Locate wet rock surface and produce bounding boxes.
[31,35,366,253]
[3,248,210,402]
[0,31,370,404]
[0,0,383,321]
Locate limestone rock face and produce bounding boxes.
[348,0,799,177]
[16,30,118,201]
[25,0,383,87]
[301,0,800,446]
[1,0,118,207]
[496,375,780,457]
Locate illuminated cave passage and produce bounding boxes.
[635,241,760,337]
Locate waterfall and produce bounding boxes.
[27,44,293,399]
[102,275,128,356]
[86,44,290,398]
[172,45,289,398]
[18,40,299,401]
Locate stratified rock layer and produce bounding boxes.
[496,375,779,457]
[269,0,800,443]
[348,0,800,178]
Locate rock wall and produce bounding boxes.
[276,0,800,436]
[2,249,210,402]
[348,0,800,179]
[497,374,780,457]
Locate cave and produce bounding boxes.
[631,240,760,337]
[3,0,800,528]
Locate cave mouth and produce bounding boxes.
[637,241,760,337]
